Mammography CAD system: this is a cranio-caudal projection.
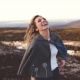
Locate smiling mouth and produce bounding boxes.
[42,23,48,26]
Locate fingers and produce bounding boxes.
[58,60,65,68]
[31,76,36,80]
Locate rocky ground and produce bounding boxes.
[0,42,80,80]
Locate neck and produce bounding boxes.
[39,29,50,40]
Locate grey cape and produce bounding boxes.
[17,31,66,78]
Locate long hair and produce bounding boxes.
[24,15,40,47]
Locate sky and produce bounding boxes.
[0,0,80,21]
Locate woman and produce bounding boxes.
[17,15,67,80]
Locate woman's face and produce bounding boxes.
[34,16,50,32]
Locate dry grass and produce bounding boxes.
[0,30,26,33]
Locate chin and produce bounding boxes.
[43,27,49,31]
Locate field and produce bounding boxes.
[51,28,80,41]
[0,28,80,41]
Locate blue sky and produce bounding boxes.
[0,0,80,21]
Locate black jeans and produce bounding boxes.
[35,67,60,80]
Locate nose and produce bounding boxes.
[42,19,46,22]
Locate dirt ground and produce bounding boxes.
[0,42,80,80]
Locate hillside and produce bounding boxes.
[58,20,80,28]
[0,42,80,80]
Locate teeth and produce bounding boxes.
[43,23,47,26]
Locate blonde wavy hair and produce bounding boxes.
[24,15,51,47]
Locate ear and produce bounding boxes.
[35,27,39,31]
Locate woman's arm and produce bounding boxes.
[56,34,66,67]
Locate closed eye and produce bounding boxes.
[38,19,41,22]
[38,18,46,22]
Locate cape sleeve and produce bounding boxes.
[17,41,37,75]
[56,34,67,60]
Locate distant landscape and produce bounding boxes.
[0,19,80,28]
[0,27,80,51]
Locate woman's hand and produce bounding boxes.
[58,60,65,68]
[57,55,65,67]
[31,76,36,80]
